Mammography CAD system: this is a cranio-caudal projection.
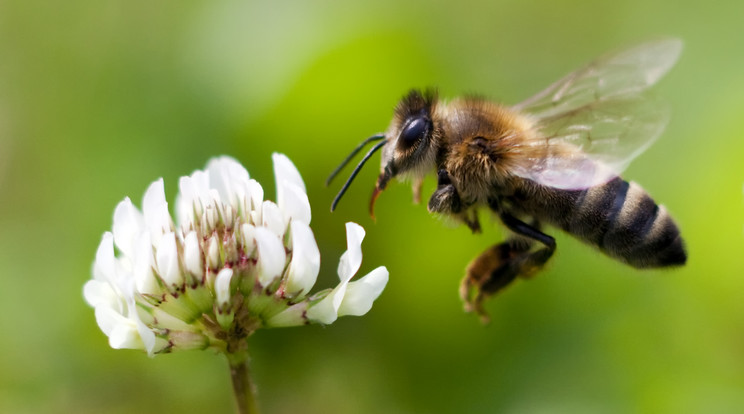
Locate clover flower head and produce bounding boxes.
[84,154,388,355]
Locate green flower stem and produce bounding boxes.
[227,351,259,414]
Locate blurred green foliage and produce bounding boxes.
[1,1,743,413]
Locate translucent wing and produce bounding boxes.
[510,38,682,189]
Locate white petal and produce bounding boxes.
[113,198,144,258]
[143,178,166,212]
[206,157,234,198]
[240,223,256,257]
[215,268,233,307]
[175,194,192,232]
[204,190,222,230]
[306,284,347,325]
[83,280,119,309]
[101,308,155,352]
[337,222,365,282]
[155,232,182,287]
[207,156,251,209]
[254,227,286,286]
[306,222,369,324]
[142,178,172,247]
[188,169,210,202]
[338,266,389,317]
[94,306,130,337]
[109,329,143,350]
[120,292,158,354]
[245,179,264,223]
[249,211,261,228]
[108,327,143,350]
[285,221,320,297]
[133,232,160,295]
[223,204,236,229]
[261,200,286,237]
[92,232,116,283]
[278,180,311,225]
[176,172,206,229]
[273,153,310,225]
[133,313,157,354]
[183,231,204,278]
[207,235,221,269]
[272,153,306,193]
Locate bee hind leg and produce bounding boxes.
[460,238,529,321]
[461,212,555,322]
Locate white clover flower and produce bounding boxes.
[84,154,388,356]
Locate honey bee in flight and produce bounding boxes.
[327,38,687,318]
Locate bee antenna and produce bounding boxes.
[330,139,387,212]
[326,134,386,187]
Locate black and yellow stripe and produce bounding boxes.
[510,177,686,268]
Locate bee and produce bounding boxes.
[327,38,687,319]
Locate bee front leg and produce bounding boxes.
[412,176,424,204]
[461,212,555,322]
[428,169,481,233]
[428,169,462,213]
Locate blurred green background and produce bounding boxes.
[1,1,743,413]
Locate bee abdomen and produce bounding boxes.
[567,178,686,268]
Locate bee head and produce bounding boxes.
[328,89,439,217]
[372,89,440,215]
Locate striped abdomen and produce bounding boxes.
[510,177,686,268]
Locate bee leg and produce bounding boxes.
[499,213,556,279]
[464,209,481,233]
[428,169,481,233]
[428,169,462,213]
[461,212,555,321]
[460,238,530,322]
[411,176,424,204]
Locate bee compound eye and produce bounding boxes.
[399,116,430,149]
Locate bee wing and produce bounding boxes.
[510,38,682,190]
